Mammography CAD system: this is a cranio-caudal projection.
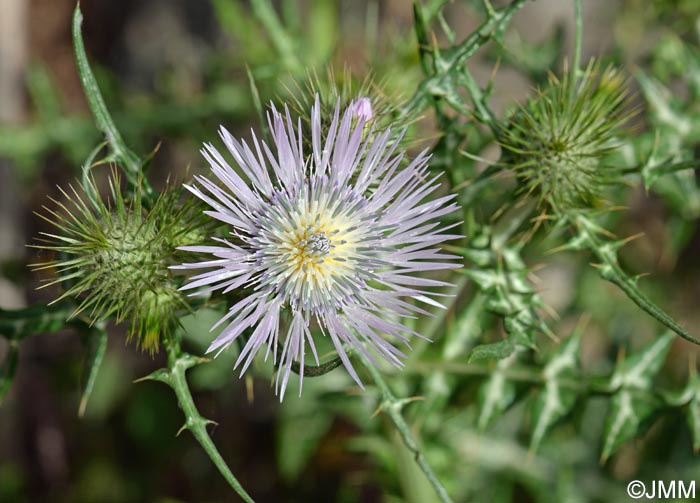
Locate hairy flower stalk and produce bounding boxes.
[33,176,205,353]
[175,97,461,398]
[500,61,633,212]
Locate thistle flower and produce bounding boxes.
[33,175,206,353]
[175,97,461,397]
[500,62,633,212]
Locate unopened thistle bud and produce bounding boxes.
[499,61,633,212]
[351,97,373,121]
[282,67,412,151]
[32,174,206,353]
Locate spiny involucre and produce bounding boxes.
[175,96,462,398]
[500,61,634,212]
[33,176,207,353]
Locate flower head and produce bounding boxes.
[176,96,461,397]
[500,61,633,212]
[33,174,206,353]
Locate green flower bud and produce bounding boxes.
[500,61,634,212]
[281,67,413,150]
[32,174,206,354]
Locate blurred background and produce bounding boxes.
[1,1,700,502]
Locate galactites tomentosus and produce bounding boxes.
[499,61,634,212]
[32,173,208,353]
[175,95,462,399]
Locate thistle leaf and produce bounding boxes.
[610,333,674,390]
[78,324,108,417]
[666,371,700,453]
[26,63,62,123]
[0,303,82,405]
[462,222,550,358]
[0,303,75,341]
[477,352,519,430]
[635,71,690,137]
[443,292,485,360]
[530,332,581,452]
[601,390,657,463]
[687,379,700,453]
[72,4,151,200]
[633,67,700,219]
[469,339,515,363]
[246,66,269,143]
[601,332,674,461]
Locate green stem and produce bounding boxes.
[623,159,700,178]
[72,5,154,202]
[404,0,527,119]
[572,0,582,80]
[359,355,453,503]
[156,336,256,503]
[573,213,699,345]
[409,360,613,395]
[0,302,78,341]
[621,160,700,175]
[445,0,525,72]
[412,1,451,128]
[458,70,501,136]
[249,0,302,73]
[290,355,343,377]
[79,324,108,417]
